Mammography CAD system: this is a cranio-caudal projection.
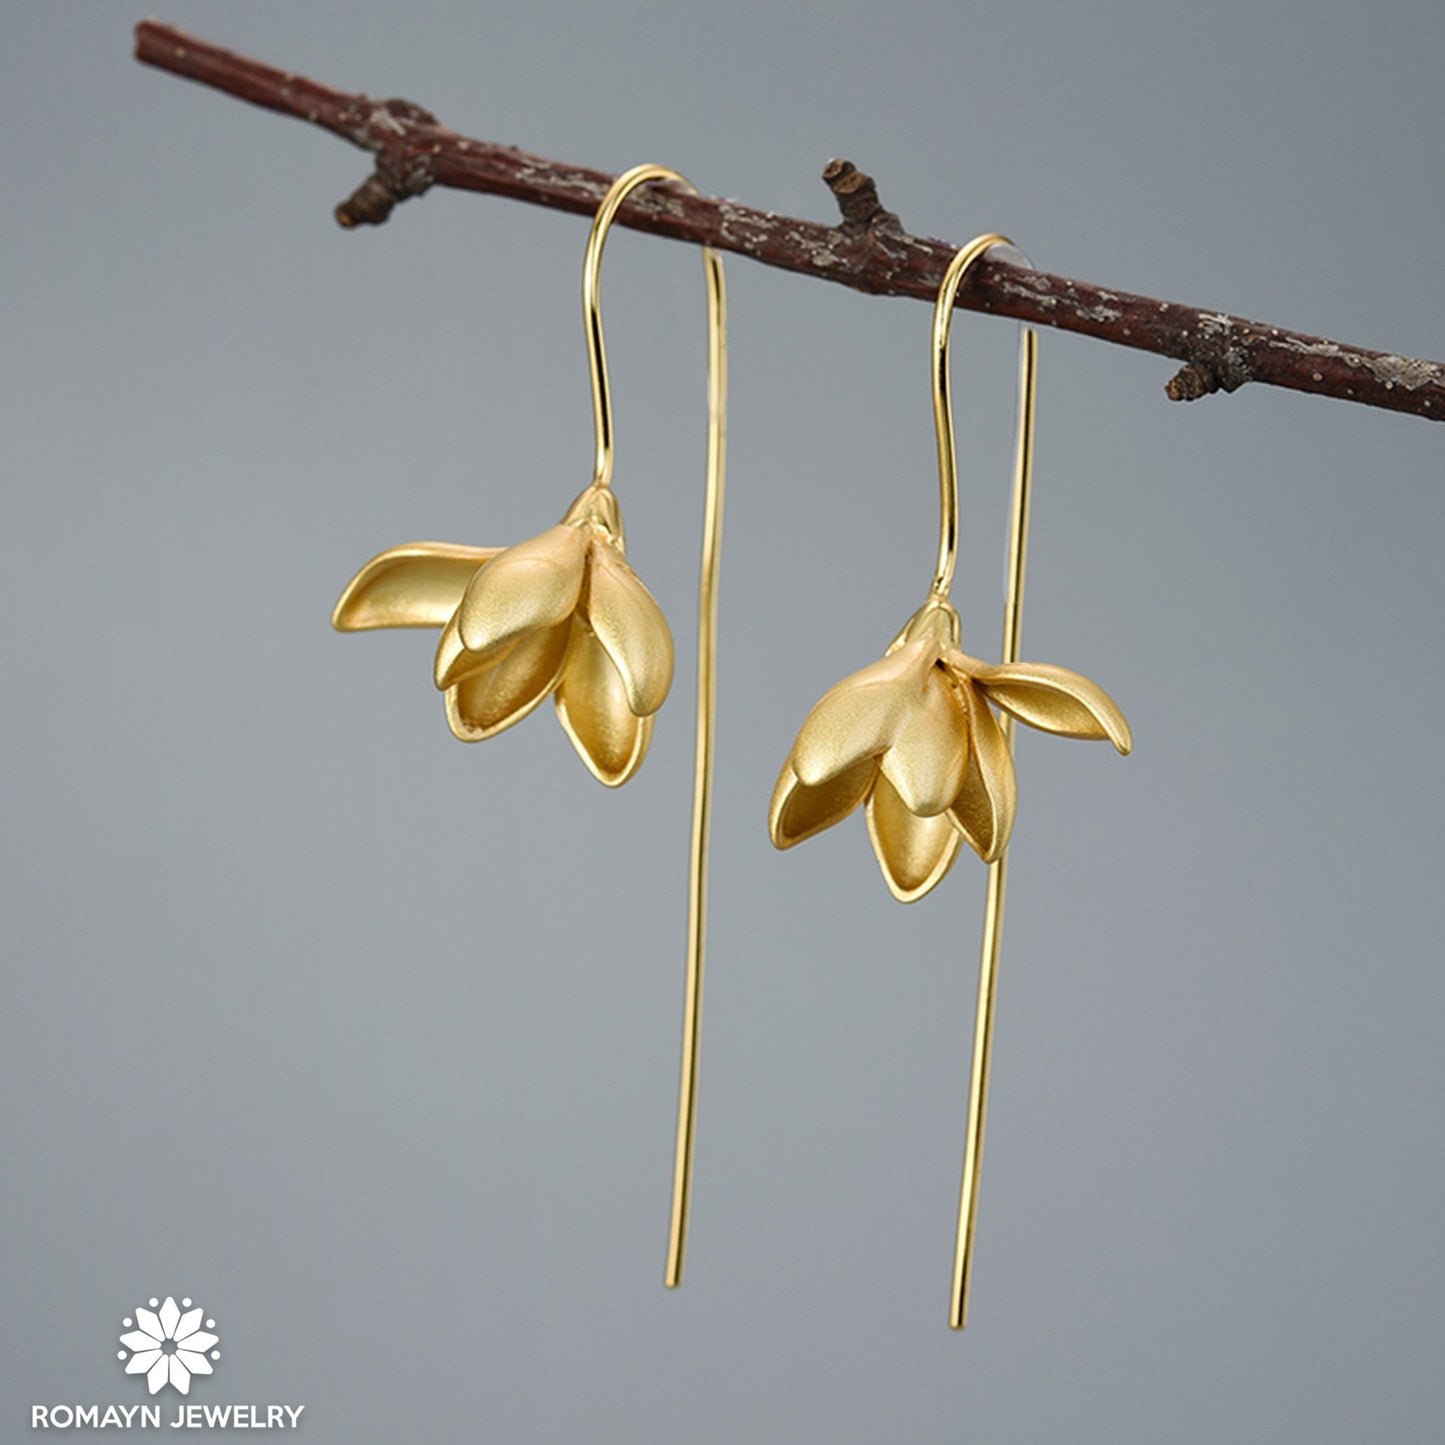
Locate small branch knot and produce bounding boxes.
[1165,363,1218,402]
[823,159,901,235]
[335,144,435,228]
[336,172,399,227]
[333,97,440,227]
[1166,347,1253,403]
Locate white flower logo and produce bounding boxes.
[117,1296,221,1396]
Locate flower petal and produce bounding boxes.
[789,642,930,789]
[456,524,587,653]
[134,1308,164,1341]
[168,1356,191,1395]
[120,1330,163,1352]
[174,1330,218,1354]
[963,657,1132,754]
[949,681,1017,863]
[444,621,572,741]
[173,1308,204,1344]
[331,543,500,631]
[126,1350,162,1376]
[865,773,963,903]
[585,541,674,717]
[878,663,969,816]
[768,758,878,850]
[158,1298,181,1339]
[146,1356,170,1395]
[555,625,655,786]
[434,610,490,689]
[175,1351,213,1377]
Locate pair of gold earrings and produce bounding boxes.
[332,165,1131,1328]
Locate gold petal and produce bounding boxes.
[865,773,963,903]
[332,543,500,631]
[585,540,675,717]
[434,610,496,690]
[443,621,572,741]
[555,625,654,786]
[768,758,878,850]
[878,664,969,816]
[790,641,930,789]
[949,682,1017,863]
[964,657,1133,754]
[456,524,588,653]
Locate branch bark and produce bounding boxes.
[135,20,1445,423]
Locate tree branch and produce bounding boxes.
[135,20,1444,422]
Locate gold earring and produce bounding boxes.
[767,234,1131,1327]
[333,164,726,1289]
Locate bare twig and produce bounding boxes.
[135,20,1445,422]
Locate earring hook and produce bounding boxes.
[581,164,728,1289]
[928,234,1036,602]
[583,164,727,499]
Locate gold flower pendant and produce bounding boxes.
[332,483,674,787]
[769,595,1130,901]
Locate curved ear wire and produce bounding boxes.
[927,233,1017,600]
[582,164,728,1289]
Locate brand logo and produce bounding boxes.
[117,1297,220,1397]
[28,1295,305,1431]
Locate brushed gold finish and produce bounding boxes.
[333,163,726,1290]
[332,542,504,631]
[766,237,1131,1326]
[767,581,1129,898]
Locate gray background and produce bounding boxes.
[3,2,1443,1440]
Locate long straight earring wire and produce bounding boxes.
[667,244,726,1288]
[580,165,727,1289]
[952,312,1038,1331]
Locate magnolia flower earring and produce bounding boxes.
[333,164,727,1288]
[768,234,1132,1327]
